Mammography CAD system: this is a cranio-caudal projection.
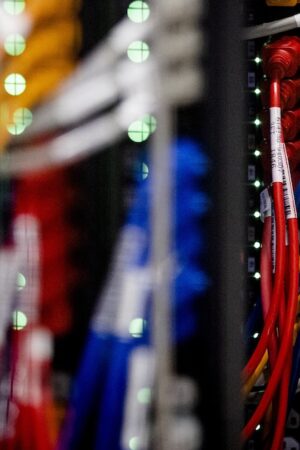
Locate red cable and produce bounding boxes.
[243,78,286,381]
[243,76,299,441]
[243,218,299,441]
[270,351,291,450]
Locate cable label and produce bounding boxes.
[260,188,272,222]
[281,143,297,220]
[270,107,283,183]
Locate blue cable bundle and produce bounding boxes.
[58,138,209,450]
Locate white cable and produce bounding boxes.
[0,64,200,177]
[244,14,300,40]
[36,2,202,101]
[0,6,31,42]
[0,91,155,176]
[25,61,156,137]
[23,27,201,137]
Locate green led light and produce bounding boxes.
[7,108,32,135]
[255,57,262,64]
[253,242,260,249]
[142,163,149,180]
[254,118,261,127]
[4,34,26,56]
[4,73,26,96]
[253,211,261,219]
[127,40,150,63]
[3,0,25,15]
[12,310,27,330]
[254,272,261,280]
[128,1,150,23]
[254,180,261,188]
[129,437,140,450]
[254,88,261,95]
[128,114,156,143]
[143,114,157,134]
[254,150,261,157]
[7,122,26,135]
[128,120,150,143]
[137,387,151,404]
[17,272,26,290]
[14,107,32,126]
[129,318,146,338]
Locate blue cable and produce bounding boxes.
[59,138,209,450]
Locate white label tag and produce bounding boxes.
[270,107,283,183]
[260,188,272,222]
[281,144,297,220]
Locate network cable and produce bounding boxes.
[243,37,300,445]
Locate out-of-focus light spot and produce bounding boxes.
[254,180,261,188]
[129,437,140,450]
[254,118,261,127]
[254,150,261,157]
[256,424,261,431]
[4,34,26,56]
[253,332,259,339]
[129,318,146,338]
[127,40,150,63]
[12,310,27,330]
[255,57,262,64]
[3,0,25,15]
[128,120,150,143]
[14,107,32,127]
[128,114,156,143]
[7,107,32,135]
[4,73,26,96]
[142,163,149,180]
[253,211,261,219]
[254,88,261,95]
[128,1,150,23]
[254,272,261,280]
[17,272,26,290]
[137,387,151,404]
[143,114,157,134]
[253,241,260,249]
[7,122,26,135]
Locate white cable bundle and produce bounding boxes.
[0,0,203,176]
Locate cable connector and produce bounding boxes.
[286,141,300,171]
[262,36,300,79]
[282,108,300,140]
[281,78,300,109]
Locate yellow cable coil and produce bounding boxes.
[0,0,81,150]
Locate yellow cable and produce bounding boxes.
[243,321,300,397]
[243,351,268,397]
[266,0,299,5]
[0,63,74,148]
[1,20,81,76]
[25,0,81,24]
[0,2,82,151]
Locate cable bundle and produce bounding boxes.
[243,36,300,449]
[0,2,82,449]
